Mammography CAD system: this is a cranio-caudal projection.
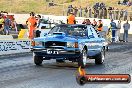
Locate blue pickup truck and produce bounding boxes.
[31,24,108,68]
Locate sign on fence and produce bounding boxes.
[0,39,31,55]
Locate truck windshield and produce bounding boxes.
[48,25,87,37]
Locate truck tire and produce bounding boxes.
[106,46,109,51]
[95,50,105,65]
[34,56,43,65]
[78,49,87,68]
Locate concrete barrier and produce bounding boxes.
[18,29,28,39]
[0,35,13,40]
[0,28,50,55]
[0,39,30,55]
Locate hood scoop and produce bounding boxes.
[53,32,65,36]
[52,32,66,39]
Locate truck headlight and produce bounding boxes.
[31,41,35,46]
[67,42,74,48]
[35,41,43,46]
[31,41,43,46]
[67,42,78,48]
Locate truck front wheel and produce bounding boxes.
[78,49,87,68]
[34,56,43,65]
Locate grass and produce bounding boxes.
[0,0,131,15]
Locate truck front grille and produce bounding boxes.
[44,41,66,48]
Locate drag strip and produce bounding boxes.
[0,42,132,88]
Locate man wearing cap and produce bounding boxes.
[110,19,117,42]
[26,12,37,39]
[67,12,76,24]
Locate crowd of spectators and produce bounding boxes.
[66,2,132,21]
[81,18,130,43]
[67,2,131,43]
[0,11,17,35]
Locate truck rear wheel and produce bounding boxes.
[95,50,105,65]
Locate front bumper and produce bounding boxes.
[31,48,81,58]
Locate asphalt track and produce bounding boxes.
[0,36,132,88]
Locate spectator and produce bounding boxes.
[97,20,103,31]
[92,19,97,29]
[12,18,18,33]
[99,8,103,19]
[4,15,11,35]
[35,15,41,37]
[115,8,119,20]
[36,14,41,28]
[108,9,112,19]
[104,8,107,19]
[82,19,91,25]
[0,15,4,34]
[116,20,121,42]
[96,9,100,18]
[88,7,92,18]
[123,20,130,42]
[96,20,103,37]
[78,6,82,17]
[112,7,115,20]
[26,12,37,39]
[67,12,76,24]
[94,3,97,8]
[73,6,78,17]
[93,9,97,18]
[119,9,124,20]
[67,5,73,16]
[124,10,128,21]
[94,2,99,9]
[106,27,112,43]
[84,7,88,17]
[100,2,105,9]
[110,19,117,42]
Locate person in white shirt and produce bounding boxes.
[116,20,121,42]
